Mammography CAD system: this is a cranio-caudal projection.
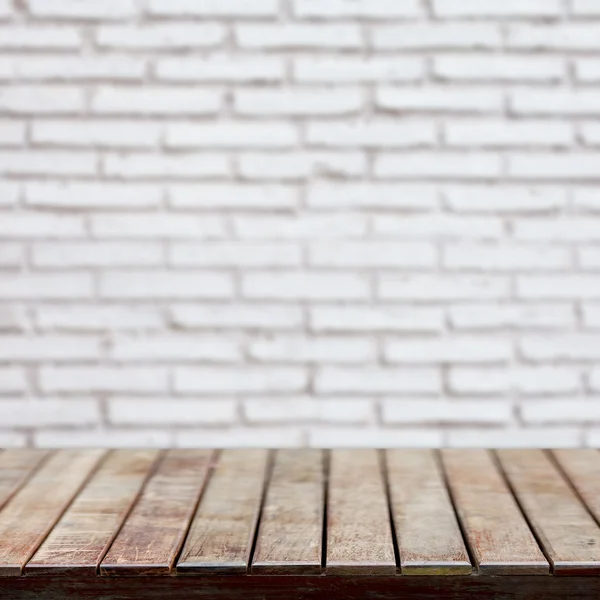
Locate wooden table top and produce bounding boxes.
[1,448,600,580]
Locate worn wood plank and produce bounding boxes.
[26,449,160,577]
[177,449,269,575]
[552,449,600,525]
[326,449,395,575]
[0,449,105,577]
[252,450,323,575]
[441,449,548,575]
[100,449,213,576]
[497,449,600,575]
[387,449,471,575]
[0,450,50,512]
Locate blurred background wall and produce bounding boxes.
[0,0,598,448]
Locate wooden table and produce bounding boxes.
[1,448,600,599]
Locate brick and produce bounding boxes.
[587,430,600,447]
[0,399,99,427]
[0,244,23,267]
[0,182,19,206]
[509,154,600,179]
[108,398,237,426]
[582,304,600,328]
[373,24,501,49]
[27,0,137,19]
[239,152,365,180]
[91,214,225,238]
[307,120,435,148]
[249,336,376,364]
[294,0,421,18]
[383,399,510,425]
[103,153,230,179]
[450,304,575,330]
[156,56,284,82]
[0,57,145,81]
[100,271,234,299]
[579,247,600,268]
[315,367,441,394]
[308,242,436,267]
[236,24,362,49]
[170,304,303,330]
[32,121,162,149]
[168,184,298,210]
[243,272,370,301]
[166,122,298,149]
[170,242,301,267]
[308,428,444,449]
[375,153,502,179]
[379,275,510,300]
[309,306,444,333]
[432,0,562,17]
[444,186,566,213]
[36,305,164,332]
[0,368,28,394]
[110,336,241,362]
[448,367,581,396]
[589,369,600,392]
[521,400,600,424]
[518,276,600,299]
[0,151,96,176]
[0,121,25,146]
[377,87,503,113]
[509,24,600,50]
[444,243,569,270]
[97,24,225,49]
[0,85,83,115]
[0,433,27,448]
[32,242,163,268]
[445,121,572,148]
[294,57,423,83]
[176,428,304,449]
[148,0,278,17]
[573,190,600,212]
[514,218,600,241]
[385,337,512,364]
[0,26,82,49]
[374,214,503,238]
[235,88,363,117]
[25,182,161,209]
[0,274,93,299]
[0,213,85,238]
[92,87,222,115]
[40,367,169,394]
[511,90,600,116]
[582,124,600,147]
[576,61,600,83]
[520,335,600,361]
[0,335,101,361]
[175,367,307,394]
[0,0,10,19]
[571,0,600,15]
[36,429,174,448]
[446,428,580,448]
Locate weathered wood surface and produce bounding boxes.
[26,449,159,576]
[0,450,105,576]
[100,449,213,576]
[387,449,471,575]
[497,449,600,575]
[252,449,324,574]
[441,449,549,575]
[0,450,49,512]
[177,449,268,574]
[326,449,396,575]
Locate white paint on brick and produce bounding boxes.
[374,24,501,49]
[373,214,503,238]
[91,214,225,238]
[517,276,600,299]
[1,86,84,114]
[0,399,99,427]
[521,399,600,424]
[520,335,600,362]
[0,213,85,238]
[148,0,278,17]
[509,24,600,50]
[449,304,575,330]
[0,336,100,361]
[27,0,137,20]
[175,428,304,449]
[32,242,163,267]
[0,367,28,393]
[511,90,600,116]
[309,242,436,268]
[170,242,302,267]
[444,186,566,213]
[0,26,81,48]
[576,60,600,83]
[294,0,421,19]
[432,0,562,18]
[446,428,581,448]
[0,274,93,299]
[103,153,230,179]
[233,215,366,239]
[97,24,226,49]
[377,87,503,113]
[236,24,362,49]
[308,428,443,448]
[35,429,174,448]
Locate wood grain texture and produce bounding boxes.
[552,449,600,526]
[26,449,160,576]
[100,449,213,576]
[326,449,395,575]
[0,450,50,512]
[387,449,471,575]
[252,450,324,575]
[177,449,269,575]
[0,449,105,577]
[441,449,548,575]
[497,449,600,575]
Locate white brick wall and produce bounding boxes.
[1,0,599,449]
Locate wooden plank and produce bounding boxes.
[100,449,213,576]
[387,449,471,575]
[497,449,600,575]
[177,449,268,575]
[0,449,105,576]
[252,449,324,574]
[326,449,395,575]
[0,449,50,512]
[441,449,548,575]
[552,449,600,524]
[26,449,160,576]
